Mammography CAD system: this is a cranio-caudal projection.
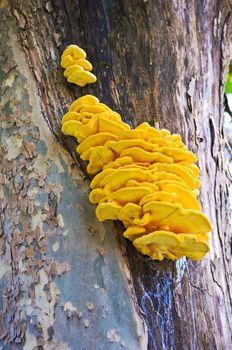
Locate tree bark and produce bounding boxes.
[0,0,231,349]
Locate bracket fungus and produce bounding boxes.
[61,45,97,87]
[61,94,212,261]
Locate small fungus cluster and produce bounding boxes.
[60,45,97,87]
[61,94,212,261]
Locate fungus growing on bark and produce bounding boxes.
[61,94,212,261]
[61,45,97,86]
[133,231,209,261]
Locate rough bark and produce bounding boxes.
[0,0,231,349]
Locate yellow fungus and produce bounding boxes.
[72,112,122,143]
[117,162,151,170]
[160,129,171,137]
[67,70,97,87]
[100,168,155,191]
[165,134,182,142]
[195,179,201,188]
[64,64,84,78]
[142,201,212,234]
[61,54,74,68]
[123,226,146,240]
[99,117,130,135]
[97,112,122,123]
[121,147,173,164]
[176,141,187,149]
[181,163,200,178]
[87,146,115,174]
[61,45,96,87]
[69,95,99,110]
[60,94,212,261]
[62,111,82,123]
[103,156,134,169]
[62,120,82,136]
[126,180,159,192]
[151,171,186,185]
[118,128,161,141]
[158,183,201,210]
[133,231,209,261]
[136,123,161,138]
[153,147,197,163]
[133,231,182,261]
[154,180,190,191]
[174,234,210,261]
[149,163,197,189]
[80,105,108,114]
[97,103,113,112]
[118,203,142,222]
[96,202,122,221]
[148,138,172,147]
[139,192,177,206]
[90,168,116,189]
[61,45,86,59]
[106,139,157,155]
[74,120,100,143]
[75,58,93,71]
[141,201,178,226]
[77,132,117,157]
[109,186,152,205]
[89,188,106,204]
[80,112,95,124]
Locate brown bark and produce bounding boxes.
[0,0,232,349]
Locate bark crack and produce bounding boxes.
[210,261,224,292]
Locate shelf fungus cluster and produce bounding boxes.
[61,94,212,261]
[60,45,97,87]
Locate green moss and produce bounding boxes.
[225,63,232,93]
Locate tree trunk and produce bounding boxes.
[0,1,231,349]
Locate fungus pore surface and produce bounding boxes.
[61,94,212,261]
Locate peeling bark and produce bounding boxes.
[0,0,231,349]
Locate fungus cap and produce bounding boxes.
[96,202,122,221]
[100,168,155,191]
[142,201,212,234]
[75,58,93,71]
[123,226,146,240]
[118,203,142,222]
[62,111,81,123]
[121,147,174,164]
[133,230,209,261]
[108,186,153,205]
[77,132,118,156]
[64,64,84,78]
[61,55,73,68]
[61,45,86,59]
[69,95,99,110]
[67,70,97,87]
[62,120,82,136]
